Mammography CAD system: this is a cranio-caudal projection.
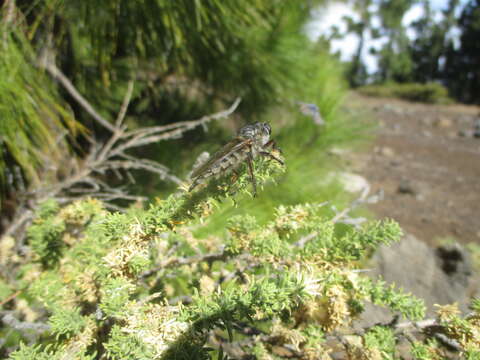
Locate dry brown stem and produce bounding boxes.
[3,60,241,242]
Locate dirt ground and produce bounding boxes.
[345,92,480,246]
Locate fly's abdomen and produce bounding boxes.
[189,150,247,190]
[212,150,247,177]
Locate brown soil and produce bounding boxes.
[346,92,480,246]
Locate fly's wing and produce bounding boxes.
[191,137,252,179]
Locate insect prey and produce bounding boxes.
[189,122,284,196]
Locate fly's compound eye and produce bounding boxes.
[261,123,271,135]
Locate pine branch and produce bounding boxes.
[2,59,241,241]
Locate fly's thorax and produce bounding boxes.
[260,133,270,146]
[249,142,262,157]
[238,122,271,147]
[250,132,270,153]
[238,124,256,138]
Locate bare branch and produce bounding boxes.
[93,79,135,163]
[55,193,146,205]
[295,187,383,248]
[44,63,116,132]
[116,79,134,127]
[67,177,101,193]
[141,250,228,278]
[432,333,463,352]
[4,62,242,242]
[83,193,146,202]
[3,208,33,238]
[124,97,241,139]
[112,97,241,155]
[1,312,51,333]
[0,290,21,307]
[97,159,182,185]
[2,0,16,25]
[331,183,371,223]
[396,318,462,352]
[396,318,436,329]
[2,0,17,47]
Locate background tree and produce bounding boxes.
[0,0,353,238]
[444,0,480,104]
[409,0,444,82]
[344,0,374,87]
[376,0,416,82]
[409,0,461,83]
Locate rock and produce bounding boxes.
[397,179,416,195]
[328,147,350,156]
[381,104,404,115]
[416,193,425,201]
[319,172,369,194]
[338,172,369,193]
[380,146,395,157]
[447,131,457,139]
[422,116,433,126]
[435,116,453,128]
[457,114,474,124]
[474,119,480,138]
[458,129,470,137]
[382,104,395,112]
[355,235,479,328]
[436,244,472,287]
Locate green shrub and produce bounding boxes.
[3,156,478,359]
[358,82,452,104]
[0,160,434,359]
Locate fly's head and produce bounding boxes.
[238,122,271,146]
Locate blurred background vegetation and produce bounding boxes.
[320,0,479,104]
[1,0,479,235]
[1,0,480,357]
[0,0,363,237]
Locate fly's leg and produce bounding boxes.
[189,172,209,192]
[189,178,200,192]
[246,149,257,197]
[259,151,284,166]
[261,139,284,165]
[230,168,240,184]
[264,139,274,148]
[264,139,283,154]
[226,169,241,197]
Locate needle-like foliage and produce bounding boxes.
[3,159,462,360]
[0,25,81,195]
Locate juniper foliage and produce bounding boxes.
[2,159,478,359]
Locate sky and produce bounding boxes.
[305,0,468,74]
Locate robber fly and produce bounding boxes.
[189,122,284,196]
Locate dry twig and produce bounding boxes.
[295,185,383,248]
[0,290,21,307]
[3,60,241,241]
[1,311,51,334]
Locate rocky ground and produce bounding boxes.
[346,92,480,246]
[339,93,480,326]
